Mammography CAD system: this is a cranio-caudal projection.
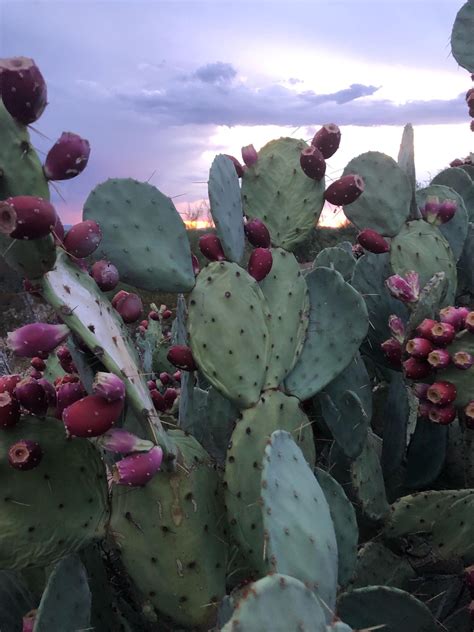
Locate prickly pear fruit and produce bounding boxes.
[465,312,474,333]
[167,345,197,371]
[248,247,273,281]
[386,271,420,303]
[244,218,271,248]
[112,446,163,486]
[388,315,405,343]
[299,145,326,181]
[357,229,390,254]
[311,123,341,159]
[427,381,457,406]
[37,378,57,407]
[429,322,455,346]
[56,346,76,374]
[99,428,154,453]
[92,372,126,402]
[43,132,90,181]
[198,233,226,261]
[163,387,178,409]
[0,392,21,428]
[427,348,451,368]
[403,357,432,379]
[22,610,36,632]
[224,154,244,177]
[14,377,48,415]
[8,440,42,471]
[151,389,167,412]
[428,405,456,425]
[453,351,473,370]
[62,394,124,437]
[56,381,86,419]
[112,290,129,308]
[381,338,402,366]
[63,220,102,258]
[1,196,57,240]
[7,323,70,357]
[114,292,143,324]
[440,306,470,331]
[436,199,457,224]
[406,337,434,359]
[30,357,46,371]
[241,144,258,167]
[91,260,119,291]
[0,374,21,394]
[416,319,438,340]
[0,56,47,124]
[159,372,171,386]
[324,174,365,205]
[465,402,474,429]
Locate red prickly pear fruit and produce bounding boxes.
[439,306,470,331]
[1,196,57,240]
[428,404,456,425]
[22,610,37,632]
[429,321,456,346]
[453,351,474,370]
[465,401,474,429]
[450,158,464,167]
[191,253,200,276]
[30,357,46,371]
[112,445,163,486]
[199,233,226,261]
[403,357,432,379]
[92,372,126,403]
[427,348,451,369]
[137,326,146,337]
[324,174,365,206]
[54,374,79,387]
[311,123,341,159]
[114,292,143,324]
[436,199,457,224]
[416,319,438,340]
[241,144,258,167]
[162,310,172,320]
[8,440,42,471]
[0,374,22,394]
[159,372,171,386]
[148,310,159,321]
[0,392,21,428]
[244,218,271,248]
[151,389,167,412]
[63,220,102,258]
[164,387,178,409]
[299,146,326,181]
[43,132,90,181]
[91,260,119,291]
[7,323,69,357]
[224,154,244,177]
[139,320,149,329]
[14,377,48,416]
[0,57,47,124]
[37,378,57,407]
[56,345,75,372]
[99,428,154,454]
[381,338,402,367]
[112,290,129,309]
[357,229,390,254]
[63,394,124,437]
[418,400,435,419]
[28,368,43,380]
[173,371,182,383]
[55,381,86,419]
[147,380,158,391]
[405,337,434,359]
[248,247,273,281]
[167,345,197,371]
[427,381,457,406]
[465,311,474,333]
[413,383,430,400]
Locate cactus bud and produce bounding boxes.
[173,370,182,383]
[299,146,326,181]
[158,372,170,386]
[63,394,124,437]
[403,357,432,379]
[162,310,172,320]
[30,357,46,371]
[99,428,154,454]
[241,144,258,167]
[8,440,42,471]
[357,229,390,254]
[112,445,163,486]
[92,372,126,403]
[22,610,36,632]
[427,381,457,406]
[147,380,157,391]
[381,338,402,366]
[248,248,273,281]
[224,154,244,177]
[0,392,21,428]
[56,345,76,374]
[167,345,197,371]
[388,315,405,343]
[406,337,434,359]
[91,260,119,291]
[385,271,420,303]
[0,56,47,124]
[311,123,341,159]
[199,233,226,261]
[63,220,102,258]
[427,348,451,369]
[244,218,271,248]
[7,323,70,357]
[14,377,48,416]
[324,174,365,206]
[43,132,90,181]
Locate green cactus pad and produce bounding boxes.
[198,387,238,465]
[436,330,474,407]
[390,220,457,304]
[337,586,438,632]
[313,246,356,281]
[259,248,309,388]
[379,373,409,479]
[0,101,49,199]
[433,494,474,563]
[208,154,245,262]
[451,1,474,72]
[0,417,108,570]
[405,418,448,488]
[188,261,272,408]
[224,391,315,576]
[110,430,227,629]
[397,124,418,218]
[83,178,195,292]
[315,468,358,587]
[319,390,369,460]
[172,294,188,346]
[415,185,469,261]
[341,151,411,236]
[0,571,34,632]
[284,267,368,400]
[241,137,325,250]
[461,164,474,180]
[431,167,473,202]
[34,555,91,632]
[260,431,338,616]
[0,234,57,279]
[222,574,327,632]
[326,624,353,632]
[350,434,390,522]
[349,542,415,590]
[458,222,474,295]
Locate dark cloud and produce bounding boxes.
[194,62,237,85]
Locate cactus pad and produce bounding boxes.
[451,0,474,72]
[313,247,356,281]
[349,542,415,590]
[350,434,390,522]
[0,234,57,279]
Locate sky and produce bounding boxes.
[1,0,472,227]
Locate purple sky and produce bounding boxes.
[1,1,471,225]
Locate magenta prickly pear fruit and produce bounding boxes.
[162,309,172,320]
[381,338,402,367]
[385,271,420,303]
[147,380,158,391]
[436,199,457,224]
[311,123,341,159]
[173,370,182,383]
[388,315,405,343]
[198,233,226,261]
[324,174,365,206]
[299,146,326,181]
[357,229,390,254]
[1,196,57,240]
[167,345,197,371]
[0,374,22,394]
[159,372,171,386]
[465,312,474,333]
[30,357,46,371]
[91,260,119,291]
[191,253,200,276]
[248,247,273,281]
[464,401,474,429]
[429,321,456,347]
[224,154,244,177]
[244,218,271,248]
[416,318,438,340]
[56,345,76,374]
[0,57,47,124]
[453,351,474,370]
[114,292,143,324]
[29,368,43,380]
[0,392,21,428]
[148,310,159,321]
[418,400,435,419]
[54,374,79,387]
[164,387,178,409]
[112,290,129,308]
[22,610,36,632]
[63,220,102,258]
[43,132,90,181]
[92,372,126,403]
[427,348,451,369]
[0,201,17,234]
[139,319,149,329]
[420,196,440,224]
[7,323,69,357]
[405,337,434,359]
[439,306,470,331]
[37,378,57,407]
[112,445,163,486]
[450,158,464,167]
[403,357,431,379]
[63,394,124,437]
[428,404,456,425]
[56,380,86,419]
[151,389,167,412]
[413,383,430,400]
[8,439,42,471]
[427,381,457,406]
[241,144,258,167]
[14,377,48,416]
[99,428,154,454]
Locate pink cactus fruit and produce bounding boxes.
[112,445,163,486]
[381,338,403,367]
[0,196,57,240]
[429,322,456,347]
[56,380,86,419]
[114,292,143,324]
[56,345,76,374]
[427,348,451,369]
[357,229,390,254]
[8,440,42,471]
[403,358,432,380]
[427,381,457,406]
[0,392,21,428]
[7,323,70,357]
[244,218,271,248]
[112,290,129,308]
[14,377,48,416]
[30,357,46,371]
[173,370,182,383]
[413,383,430,400]
[43,132,90,181]
[162,309,172,320]
[324,174,365,206]
[22,610,37,632]
[385,271,420,303]
[37,378,57,408]
[147,380,158,391]
[151,389,167,412]
[248,248,273,281]
[0,56,47,124]
[436,199,457,224]
[241,144,258,167]
[453,351,474,370]
[148,310,160,321]
[464,401,474,429]
[62,394,124,437]
[167,345,197,371]
[92,372,126,403]
[416,318,438,340]
[63,220,102,258]
[405,337,434,359]
[428,405,456,425]
[420,196,440,224]
[388,315,405,343]
[311,123,341,159]
[198,233,226,261]
[163,387,178,409]
[439,306,470,331]
[299,146,326,181]
[224,154,244,177]
[91,260,119,291]
[99,428,154,453]
[159,372,171,386]
[465,311,474,333]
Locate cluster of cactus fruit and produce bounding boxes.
[0,2,474,630]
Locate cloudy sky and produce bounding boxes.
[1,0,471,226]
